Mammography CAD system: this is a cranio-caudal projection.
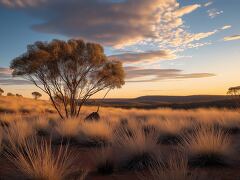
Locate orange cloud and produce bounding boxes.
[223,35,240,41]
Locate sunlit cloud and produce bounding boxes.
[223,35,240,41]
[125,67,215,82]
[207,8,223,18]
[0,67,30,85]
[204,1,213,7]
[109,50,177,64]
[221,25,232,30]
[175,4,201,17]
[0,0,45,7]
[0,0,216,51]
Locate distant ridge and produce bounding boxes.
[134,95,231,103]
[87,95,235,109]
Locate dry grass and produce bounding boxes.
[92,147,115,175]
[113,124,159,170]
[180,125,235,167]
[1,97,240,178]
[54,118,81,138]
[0,96,55,114]
[78,120,114,146]
[5,119,35,146]
[139,153,199,180]
[6,137,85,180]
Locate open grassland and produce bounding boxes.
[1,96,240,179]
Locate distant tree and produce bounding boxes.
[7,92,14,97]
[16,94,23,97]
[32,91,42,100]
[0,88,4,96]
[227,86,240,107]
[10,39,125,119]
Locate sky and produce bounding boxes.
[0,0,239,99]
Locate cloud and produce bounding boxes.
[207,8,223,18]
[204,1,213,7]
[0,0,212,50]
[0,0,45,7]
[108,50,177,64]
[223,35,240,41]
[221,25,232,30]
[125,67,215,82]
[0,67,31,85]
[175,4,201,17]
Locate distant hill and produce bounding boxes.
[86,95,236,109]
[134,95,231,103]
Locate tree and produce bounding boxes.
[16,94,23,97]
[10,39,125,119]
[7,93,14,96]
[0,88,4,96]
[32,91,42,100]
[227,86,240,107]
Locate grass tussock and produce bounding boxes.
[139,153,199,180]
[6,137,85,180]
[113,125,159,171]
[5,119,35,147]
[92,147,115,175]
[78,121,114,147]
[180,126,235,167]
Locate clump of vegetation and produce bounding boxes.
[92,147,115,175]
[34,116,51,137]
[32,91,42,100]
[78,121,113,147]
[16,94,23,97]
[7,93,14,97]
[53,118,81,145]
[5,119,35,147]
[147,119,193,145]
[113,125,159,171]
[139,153,198,180]
[180,126,235,167]
[6,137,85,180]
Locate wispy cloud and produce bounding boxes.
[223,35,240,41]
[221,25,232,30]
[0,67,30,85]
[109,50,177,64]
[207,8,223,18]
[204,1,213,7]
[0,0,45,7]
[175,4,201,17]
[125,67,215,82]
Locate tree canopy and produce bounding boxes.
[11,39,125,119]
[32,91,42,100]
[7,93,14,97]
[227,86,240,96]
